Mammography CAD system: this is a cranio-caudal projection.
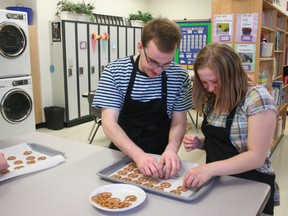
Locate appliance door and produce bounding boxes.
[0,88,32,123]
[0,21,27,59]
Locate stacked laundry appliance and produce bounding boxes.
[0,9,35,140]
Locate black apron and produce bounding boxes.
[109,55,171,154]
[202,107,275,215]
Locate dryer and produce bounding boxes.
[0,76,35,141]
[0,9,31,78]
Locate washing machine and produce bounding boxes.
[0,76,35,141]
[0,9,31,78]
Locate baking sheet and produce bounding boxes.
[97,156,214,201]
[0,143,65,182]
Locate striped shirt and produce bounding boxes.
[93,56,193,118]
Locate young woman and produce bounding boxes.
[183,43,279,215]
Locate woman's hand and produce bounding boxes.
[182,134,203,152]
[183,164,213,188]
[0,153,8,174]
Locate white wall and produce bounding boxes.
[38,0,148,109]
[1,0,149,113]
[5,0,287,123]
[148,0,212,20]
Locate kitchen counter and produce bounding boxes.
[0,132,270,216]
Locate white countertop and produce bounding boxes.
[0,132,270,216]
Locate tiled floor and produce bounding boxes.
[37,110,288,216]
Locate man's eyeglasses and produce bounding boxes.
[143,48,173,70]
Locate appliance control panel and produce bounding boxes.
[6,13,24,21]
[12,79,29,86]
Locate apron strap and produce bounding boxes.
[161,71,167,113]
[124,55,139,101]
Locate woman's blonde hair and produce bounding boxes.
[193,43,251,114]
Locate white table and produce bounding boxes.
[0,132,270,216]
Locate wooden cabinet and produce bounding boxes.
[212,0,288,151]
[29,26,43,125]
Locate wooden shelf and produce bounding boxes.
[212,0,287,151]
[262,26,275,32]
[279,102,288,112]
[260,57,274,61]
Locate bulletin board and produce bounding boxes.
[174,20,211,69]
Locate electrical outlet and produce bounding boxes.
[68,68,72,76]
[91,66,95,74]
[79,67,84,75]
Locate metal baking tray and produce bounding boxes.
[26,143,65,156]
[0,143,65,182]
[97,156,214,201]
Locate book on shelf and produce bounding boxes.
[272,80,284,106]
[277,116,283,139]
[275,30,279,50]
[262,12,266,27]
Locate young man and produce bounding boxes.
[94,18,192,179]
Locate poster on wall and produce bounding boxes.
[51,22,61,42]
[236,13,258,42]
[175,20,211,69]
[213,14,234,42]
[235,43,256,72]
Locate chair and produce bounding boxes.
[187,109,198,133]
[87,92,102,144]
[187,72,199,133]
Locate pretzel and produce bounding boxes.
[26,156,35,160]
[38,156,47,160]
[7,156,16,160]
[122,177,132,182]
[128,173,138,178]
[125,195,137,202]
[117,170,128,175]
[111,174,122,179]
[148,178,160,184]
[133,168,142,174]
[143,182,154,188]
[177,186,188,192]
[23,151,32,155]
[129,162,137,168]
[138,176,149,182]
[27,160,36,164]
[170,190,181,195]
[14,165,24,170]
[122,200,132,208]
[132,179,142,184]
[13,160,23,165]
[124,166,134,172]
[154,185,164,191]
[91,192,136,209]
[160,182,172,188]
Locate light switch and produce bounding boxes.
[68,58,73,67]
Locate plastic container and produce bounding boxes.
[6,5,33,25]
[260,43,273,58]
[44,106,65,130]
[258,70,268,88]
